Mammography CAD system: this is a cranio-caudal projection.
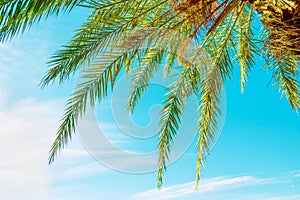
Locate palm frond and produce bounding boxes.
[48,47,137,163]
[194,4,247,186]
[41,0,169,87]
[41,5,135,86]
[267,54,300,111]
[127,49,165,113]
[234,5,259,93]
[157,64,199,188]
[0,0,82,41]
[195,62,223,186]
[206,0,240,37]
[163,52,177,79]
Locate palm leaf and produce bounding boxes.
[195,3,246,186]
[267,54,300,111]
[234,5,259,93]
[127,49,165,113]
[0,0,82,41]
[41,0,169,87]
[157,64,199,187]
[48,47,137,163]
[195,62,223,186]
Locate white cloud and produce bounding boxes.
[282,170,300,179]
[0,97,110,199]
[131,176,272,200]
[294,170,300,178]
[265,195,300,200]
[0,98,61,199]
[0,87,7,109]
[0,31,50,86]
[52,156,109,183]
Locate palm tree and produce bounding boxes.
[1,0,299,188]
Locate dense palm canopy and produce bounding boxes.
[1,0,300,187]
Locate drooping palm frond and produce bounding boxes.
[266,54,300,111]
[157,64,200,188]
[163,52,177,79]
[48,45,139,163]
[234,5,259,93]
[127,49,165,113]
[41,0,165,86]
[0,0,83,41]
[125,26,196,113]
[195,60,223,186]
[194,3,247,186]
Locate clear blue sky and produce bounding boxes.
[0,7,299,200]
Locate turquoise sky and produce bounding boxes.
[0,7,299,200]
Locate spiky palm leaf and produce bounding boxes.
[266,54,300,110]
[234,5,259,93]
[157,64,200,187]
[0,0,83,41]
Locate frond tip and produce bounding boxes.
[196,60,223,187]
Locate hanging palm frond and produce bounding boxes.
[234,5,259,93]
[158,64,200,187]
[0,0,83,41]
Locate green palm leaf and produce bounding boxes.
[127,49,165,113]
[0,0,82,41]
[48,47,137,163]
[267,54,300,111]
[195,3,246,186]
[234,5,259,93]
[157,64,199,188]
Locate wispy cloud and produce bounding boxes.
[293,170,300,178]
[265,195,300,200]
[53,160,109,182]
[0,97,110,199]
[282,170,300,179]
[0,31,50,86]
[131,175,273,200]
[0,87,7,109]
[0,98,61,199]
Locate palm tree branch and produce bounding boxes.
[195,4,247,186]
[267,54,300,111]
[206,0,240,37]
[0,0,83,41]
[48,49,136,163]
[157,64,199,188]
[127,49,165,113]
[234,5,259,93]
[41,0,169,87]
[195,62,223,186]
